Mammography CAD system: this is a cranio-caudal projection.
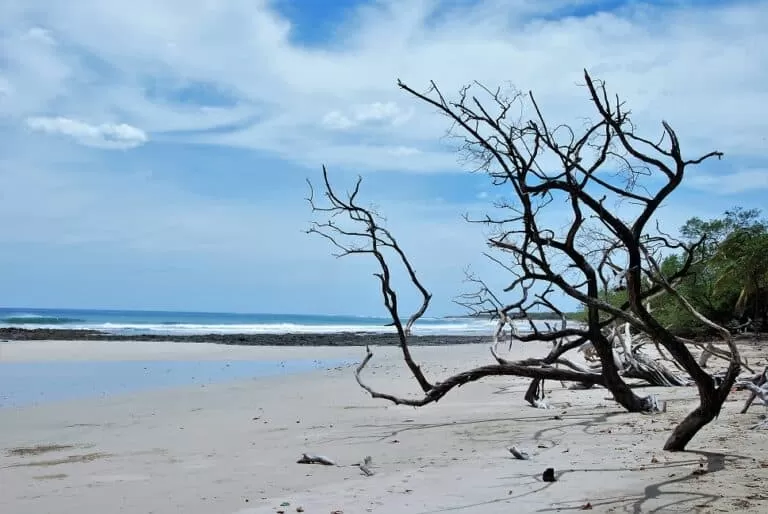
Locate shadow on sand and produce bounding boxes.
[323,404,754,513]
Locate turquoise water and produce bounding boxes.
[0,307,493,335]
[0,358,351,408]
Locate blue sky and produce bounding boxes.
[0,0,766,316]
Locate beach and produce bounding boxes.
[2,339,768,513]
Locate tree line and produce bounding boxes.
[580,208,768,337]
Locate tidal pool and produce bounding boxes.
[0,358,350,408]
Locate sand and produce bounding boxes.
[1,339,767,513]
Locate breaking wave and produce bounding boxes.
[0,308,572,336]
[1,314,86,325]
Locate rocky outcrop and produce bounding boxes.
[0,328,488,347]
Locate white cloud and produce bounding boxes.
[388,146,420,156]
[0,0,766,313]
[322,110,355,130]
[22,27,55,45]
[25,116,148,149]
[322,101,411,130]
[353,101,410,124]
[687,169,768,194]
[1,0,766,173]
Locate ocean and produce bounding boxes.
[0,307,498,336]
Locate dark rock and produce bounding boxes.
[0,328,489,347]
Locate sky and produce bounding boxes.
[0,0,766,317]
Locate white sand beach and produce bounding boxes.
[1,340,767,513]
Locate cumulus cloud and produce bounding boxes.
[25,116,148,149]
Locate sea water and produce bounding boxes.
[0,307,495,335]
[0,358,351,408]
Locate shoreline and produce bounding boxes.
[0,327,490,346]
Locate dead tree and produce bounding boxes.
[458,270,689,406]
[307,70,742,452]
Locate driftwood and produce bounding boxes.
[503,321,685,410]
[698,337,753,370]
[358,456,374,476]
[735,367,768,429]
[297,453,336,466]
[508,446,530,460]
[739,367,768,413]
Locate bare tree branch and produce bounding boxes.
[355,346,604,407]
[307,166,433,392]
[309,70,739,452]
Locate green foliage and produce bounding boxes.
[650,255,733,336]
[658,208,767,335]
[578,207,768,336]
[572,289,628,324]
[712,224,768,315]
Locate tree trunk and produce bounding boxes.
[663,404,717,451]
[524,378,545,407]
[664,370,738,451]
[604,365,652,412]
[594,337,651,412]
